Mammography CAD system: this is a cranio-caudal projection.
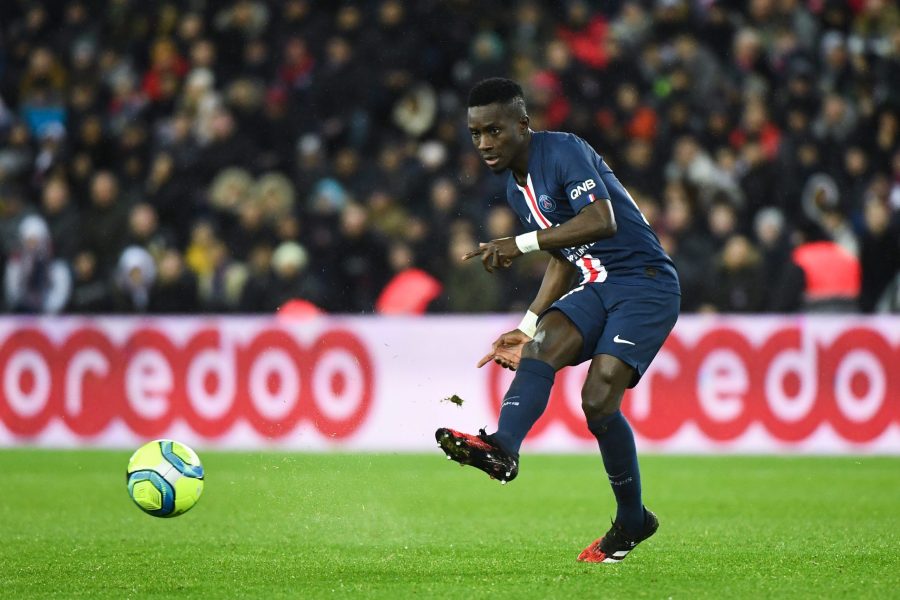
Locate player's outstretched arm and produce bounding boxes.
[477,253,577,370]
[463,201,615,271]
[532,200,616,251]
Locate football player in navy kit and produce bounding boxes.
[436,78,681,563]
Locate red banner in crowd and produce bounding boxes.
[0,316,897,453]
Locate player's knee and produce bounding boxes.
[580,369,622,420]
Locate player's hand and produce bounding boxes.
[476,329,532,370]
[462,237,522,273]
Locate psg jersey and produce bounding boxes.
[505,131,680,294]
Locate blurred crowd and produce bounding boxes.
[1,0,899,316]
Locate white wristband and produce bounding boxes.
[517,310,539,338]
[515,231,540,254]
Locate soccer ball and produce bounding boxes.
[126,439,205,518]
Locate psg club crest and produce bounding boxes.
[538,195,556,212]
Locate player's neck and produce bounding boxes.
[509,129,533,185]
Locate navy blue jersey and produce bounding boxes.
[505,131,680,293]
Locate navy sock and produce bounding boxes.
[492,358,556,455]
[587,411,644,534]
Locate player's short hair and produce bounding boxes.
[468,78,526,111]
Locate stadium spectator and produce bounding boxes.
[149,249,199,314]
[661,181,712,311]
[738,140,777,218]
[376,245,443,315]
[240,240,323,313]
[0,124,34,182]
[702,234,767,313]
[4,215,71,313]
[39,177,80,261]
[235,243,272,311]
[329,203,390,313]
[145,151,193,246]
[126,203,176,260]
[67,250,112,313]
[196,237,246,313]
[753,207,805,312]
[439,228,502,313]
[706,198,741,251]
[793,240,861,312]
[858,197,900,312]
[112,246,156,313]
[81,171,130,276]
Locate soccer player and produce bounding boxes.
[436,78,681,564]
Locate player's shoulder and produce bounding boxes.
[537,130,589,151]
[536,130,597,164]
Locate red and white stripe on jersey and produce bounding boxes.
[516,174,553,229]
[579,254,607,284]
[577,193,610,282]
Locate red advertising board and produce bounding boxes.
[0,316,897,453]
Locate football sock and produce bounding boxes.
[492,358,556,456]
[587,410,644,535]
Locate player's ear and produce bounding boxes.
[518,114,529,134]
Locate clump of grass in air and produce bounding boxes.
[441,394,465,406]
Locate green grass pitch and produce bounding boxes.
[1,450,898,599]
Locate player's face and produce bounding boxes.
[468,103,528,173]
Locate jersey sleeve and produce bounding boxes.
[554,136,610,213]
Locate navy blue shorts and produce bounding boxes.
[542,282,680,387]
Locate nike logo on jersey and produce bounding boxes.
[525,213,532,223]
[613,335,635,346]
